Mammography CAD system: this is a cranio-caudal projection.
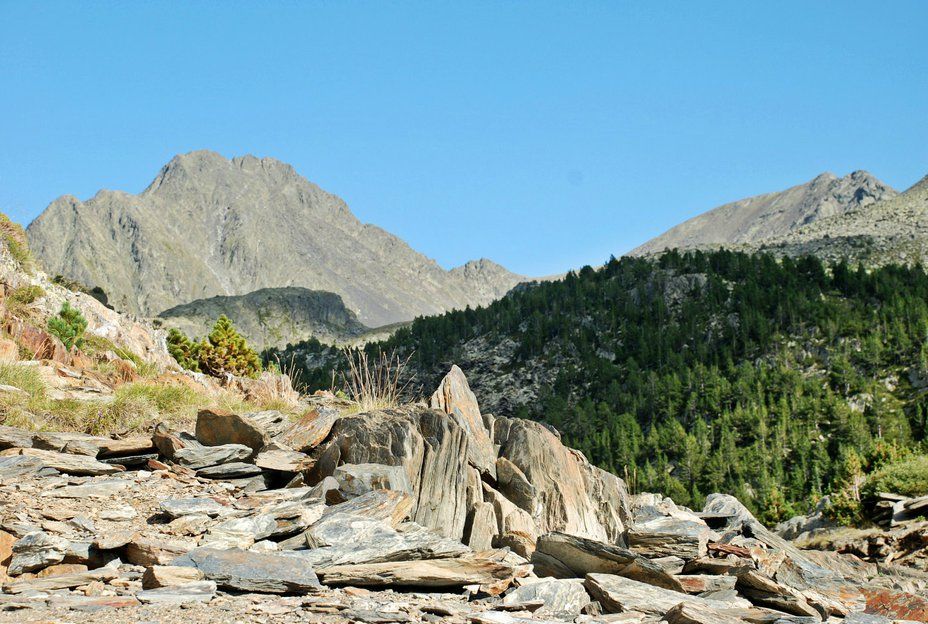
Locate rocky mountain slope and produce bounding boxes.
[757,174,928,265]
[157,287,369,351]
[0,367,926,623]
[631,171,897,256]
[27,151,525,327]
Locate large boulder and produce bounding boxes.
[430,365,496,477]
[494,417,630,543]
[325,407,470,540]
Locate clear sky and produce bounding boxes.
[1,2,926,276]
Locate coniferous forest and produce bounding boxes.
[273,250,928,522]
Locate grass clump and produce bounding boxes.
[6,284,45,314]
[863,455,928,499]
[342,347,411,412]
[0,214,34,272]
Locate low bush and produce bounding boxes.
[168,317,262,379]
[862,455,928,499]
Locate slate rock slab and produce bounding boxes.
[501,578,591,616]
[136,581,217,604]
[173,443,252,470]
[160,497,225,519]
[173,547,322,593]
[196,461,263,479]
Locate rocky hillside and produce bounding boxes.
[157,287,369,351]
[277,250,928,522]
[631,171,896,256]
[0,366,926,623]
[757,174,928,266]
[27,151,525,327]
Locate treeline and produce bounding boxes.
[271,250,928,521]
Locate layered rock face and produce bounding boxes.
[27,151,525,327]
[1,367,927,623]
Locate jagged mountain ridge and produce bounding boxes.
[26,151,525,327]
[630,170,897,256]
[157,287,370,351]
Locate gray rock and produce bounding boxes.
[172,547,322,593]
[136,581,217,604]
[317,557,516,589]
[466,502,498,551]
[160,498,226,519]
[41,479,130,499]
[494,417,630,544]
[302,512,469,567]
[502,578,590,616]
[173,443,252,470]
[532,532,683,592]
[196,462,263,479]
[627,515,711,559]
[333,463,413,498]
[430,365,497,476]
[4,448,120,476]
[8,531,70,575]
[584,573,743,617]
[0,425,32,450]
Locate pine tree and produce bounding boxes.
[196,315,262,379]
[47,301,87,350]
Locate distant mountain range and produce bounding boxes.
[630,170,898,256]
[27,151,525,328]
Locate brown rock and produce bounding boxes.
[675,574,737,594]
[278,407,340,452]
[126,537,197,567]
[3,568,119,593]
[142,565,204,589]
[0,530,14,566]
[7,319,70,364]
[195,408,269,454]
[466,502,498,551]
[152,423,186,459]
[36,563,89,578]
[664,602,745,624]
[0,338,18,363]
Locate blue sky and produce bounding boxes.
[1,2,926,276]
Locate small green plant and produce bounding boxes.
[47,301,88,350]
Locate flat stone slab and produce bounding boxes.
[160,497,226,519]
[196,461,263,479]
[173,547,322,593]
[318,557,516,589]
[173,443,252,469]
[136,581,217,604]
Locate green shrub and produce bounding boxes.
[167,328,201,372]
[167,317,261,379]
[197,316,262,379]
[862,455,928,499]
[47,302,88,350]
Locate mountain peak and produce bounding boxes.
[630,170,897,256]
[27,153,524,327]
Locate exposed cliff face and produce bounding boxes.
[27,151,525,327]
[631,171,897,256]
[157,287,369,351]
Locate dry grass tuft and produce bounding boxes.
[341,347,412,412]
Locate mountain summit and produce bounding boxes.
[630,170,897,256]
[27,151,525,326]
